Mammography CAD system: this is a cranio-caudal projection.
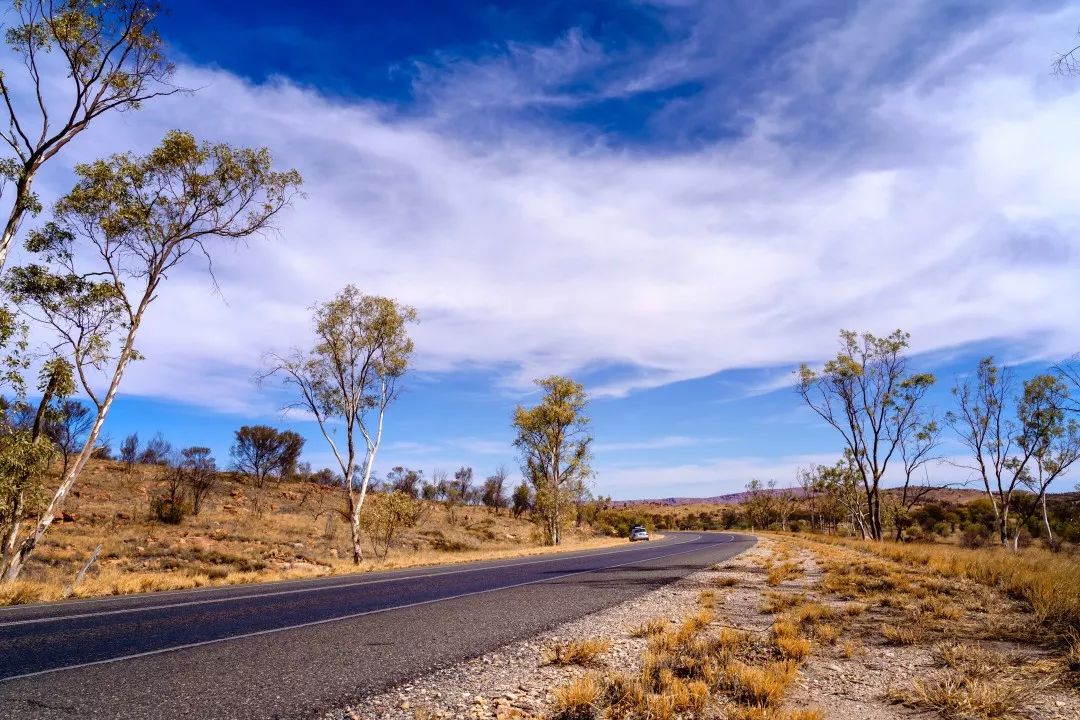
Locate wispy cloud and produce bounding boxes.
[593,435,729,452]
[5,2,1078,421]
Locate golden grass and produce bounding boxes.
[882,623,918,646]
[766,562,805,587]
[794,533,1080,635]
[543,638,612,667]
[723,709,824,720]
[888,671,1037,720]
[937,643,1009,680]
[630,617,669,638]
[760,591,806,615]
[551,673,603,720]
[1067,631,1080,672]
[713,576,739,588]
[722,660,798,707]
[772,634,812,662]
[699,590,717,610]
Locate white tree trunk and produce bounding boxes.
[1,298,146,583]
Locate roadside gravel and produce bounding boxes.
[325,543,773,720]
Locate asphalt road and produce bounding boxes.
[0,531,754,720]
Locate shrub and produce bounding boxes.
[151,496,188,524]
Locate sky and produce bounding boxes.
[5,0,1080,498]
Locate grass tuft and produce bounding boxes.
[543,638,612,667]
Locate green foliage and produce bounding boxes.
[363,491,423,559]
[513,376,592,545]
[797,329,935,540]
[230,425,304,488]
[0,429,53,525]
[511,480,532,518]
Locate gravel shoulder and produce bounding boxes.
[328,534,1080,720]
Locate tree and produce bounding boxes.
[511,479,532,518]
[889,413,942,540]
[439,467,472,525]
[152,451,188,524]
[481,466,509,513]
[0,0,179,270]
[119,432,139,470]
[386,466,422,498]
[363,490,422,559]
[513,376,592,545]
[138,431,171,465]
[179,446,217,516]
[947,358,1045,548]
[43,399,94,476]
[1016,375,1080,546]
[797,329,934,540]
[773,485,797,532]
[741,479,775,531]
[265,286,417,565]
[0,131,300,582]
[230,425,304,512]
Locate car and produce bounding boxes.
[629,526,650,542]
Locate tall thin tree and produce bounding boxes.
[1,131,301,581]
[265,287,417,564]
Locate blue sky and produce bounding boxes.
[11,0,1080,498]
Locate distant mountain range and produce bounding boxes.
[613,486,999,507]
[612,489,795,507]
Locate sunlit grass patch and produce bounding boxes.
[543,638,612,667]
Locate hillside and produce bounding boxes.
[2,460,616,605]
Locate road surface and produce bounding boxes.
[0,531,754,719]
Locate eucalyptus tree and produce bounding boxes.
[230,425,304,512]
[512,375,592,545]
[797,330,934,540]
[265,286,417,564]
[0,130,301,581]
[0,0,179,270]
[889,412,941,540]
[1016,375,1080,545]
[946,359,1074,548]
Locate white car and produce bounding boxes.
[629,526,650,542]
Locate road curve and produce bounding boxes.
[0,531,754,720]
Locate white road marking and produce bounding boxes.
[0,535,743,683]
[0,535,710,628]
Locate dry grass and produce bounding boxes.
[760,591,805,615]
[888,671,1037,719]
[938,643,1009,680]
[722,660,798,707]
[630,618,669,638]
[723,709,824,720]
[698,590,717,610]
[713,576,739,588]
[796,533,1080,636]
[543,638,612,667]
[551,674,604,720]
[881,623,919,646]
[765,562,805,587]
[1066,631,1080,672]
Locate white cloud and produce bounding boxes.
[5,3,1080,415]
[593,435,729,452]
[596,453,980,499]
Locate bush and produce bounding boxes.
[151,496,189,524]
[960,523,990,549]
